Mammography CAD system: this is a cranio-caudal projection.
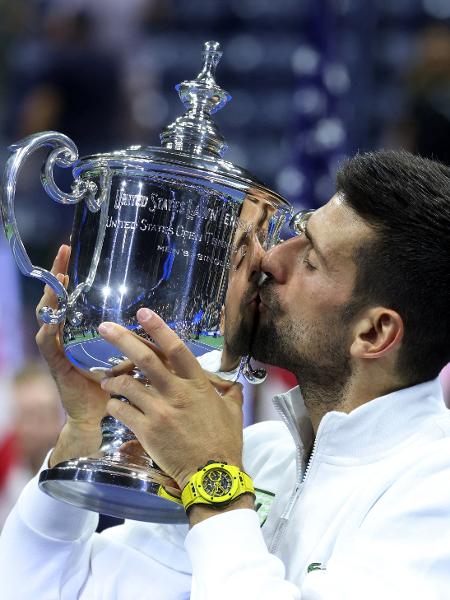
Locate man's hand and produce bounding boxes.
[98,308,245,491]
[36,245,110,466]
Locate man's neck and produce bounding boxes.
[300,375,407,435]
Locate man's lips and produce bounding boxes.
[248,293,261,306]
[257,286,273,310]
[249,293,266,312]
[244,287,261,306]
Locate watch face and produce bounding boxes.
[202,468,233,498]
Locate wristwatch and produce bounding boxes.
[181,461,255,511]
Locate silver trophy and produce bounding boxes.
[1,41,291,522]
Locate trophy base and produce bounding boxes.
[38,458,187,524]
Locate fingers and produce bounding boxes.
[98,322,172,391]
[36,306,68,368]
[36,244,70,326]
[104,338,173,382]
[36,252,69,363]
[98,309,204,384]
[136,309,203,379]
[126,333,170,367]
[51,244,71,276]
[225,381,245,408]
[36,273,67,322]
[205,372,244,411]
[106,358,136,377]
[106,397,145,433]
[101,374,159,414]
[36,271,64,325]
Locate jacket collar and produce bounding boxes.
[273,378,447,461]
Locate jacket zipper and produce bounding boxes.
[302,433,319,483]
[269,395,321,553]
[269,395,304,553]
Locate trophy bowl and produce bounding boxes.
[1,41,291,522]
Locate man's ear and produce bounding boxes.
[350,307,404,359]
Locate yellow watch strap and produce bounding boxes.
[240,471,254,493]
[157,484,183,505]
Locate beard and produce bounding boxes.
[251,281,356,405]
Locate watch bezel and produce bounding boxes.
[198,466,240,503]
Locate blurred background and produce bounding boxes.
[0,0,449,524]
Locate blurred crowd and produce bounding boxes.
[1,0,450,527]
[0,363,62,525]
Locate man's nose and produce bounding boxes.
[260,235,301,283]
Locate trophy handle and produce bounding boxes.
[241,356,267,385]
[1,131,96,324]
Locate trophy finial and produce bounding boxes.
[197,41,222,84]
[160,40,231,158]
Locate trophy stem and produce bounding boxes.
[100,414,135,453]
[97,398,156,471]
[99,394,145,454]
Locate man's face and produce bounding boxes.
[252,194,373,389]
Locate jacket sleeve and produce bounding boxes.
[185,509,301,600]
[185,444,450,600]
[0,471,100,599]
[0,468,192,599]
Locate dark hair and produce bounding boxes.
[336,150,450,384]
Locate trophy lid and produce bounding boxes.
[76,41,290,209]
[160,40,231,158]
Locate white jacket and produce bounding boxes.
[1,378,450,599]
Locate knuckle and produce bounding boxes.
[139,350,155,371]
[117,374,133,392]
[107,398,126,419]
[101,378,112,393]
[231,382,244,397]
[113,359,133,373]
[108,374,132,395]
[151,318,164,332]
[170,391,189,410]
[153,405,170,426]
[35,326,49,347]
[167,340,185,359]
[35,329,43,345]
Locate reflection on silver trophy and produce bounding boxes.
[1,41,291,522]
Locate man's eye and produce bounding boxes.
[303,256,317,271]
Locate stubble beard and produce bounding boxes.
[250,284,354,408]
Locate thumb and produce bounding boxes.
[223,381,244,407]
[205,373,243,407]
[206,372,238,389]
[206,372,242,395]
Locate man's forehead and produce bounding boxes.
[309,194,370,263]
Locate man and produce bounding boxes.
[2,150,450,599]
[0,364,63,528]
